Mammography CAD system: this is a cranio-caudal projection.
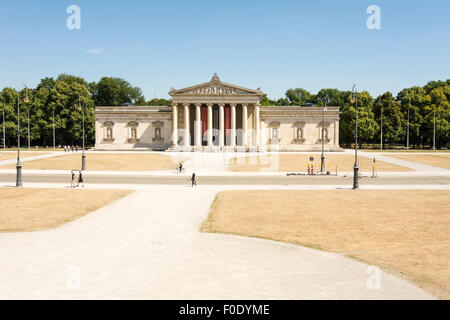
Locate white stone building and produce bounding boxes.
[94,74,341,152]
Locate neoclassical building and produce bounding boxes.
[94,74,341,152]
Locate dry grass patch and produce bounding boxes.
[0,153,177,171]
[0,188,131,232]
[228,154,410,172]
[0,152,48,161]
[201,190,450,298]
[386,154,450,170]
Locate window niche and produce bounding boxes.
[293,121,306,143]
[317,122,331,144]
[152,120,164,143]
[103,121,115,143]
[268,121,280,145]
[127,121,139,144]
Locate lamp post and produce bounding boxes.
[80,98,86,170]
[320,96,329,173]
[2,104,5,150]
[433,107,436,150]
[406,104,410,150]
[16,85,29,187]
[27,108,31,149]
[351,85,359,189]
[380,105,383,150]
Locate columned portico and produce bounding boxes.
[184,104,190,147]
[230,104,236,147]
[207,104,213,147]
[172,104,178,146]
[195,104,201,147]
[255,103,260,147]
[242,104,248,147]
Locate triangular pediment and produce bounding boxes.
[169,74,262,97]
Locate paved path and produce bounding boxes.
[0,186,434,299]
[1,172,449,186]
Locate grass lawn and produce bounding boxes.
[201,190,450,299]
[228,154,411,172]
[0,151,50,161]
[385,154,450,170]
[0,153,177,171]
[0,188,131,232]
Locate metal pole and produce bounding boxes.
[27,108,30,149]
[320,100,326,173]
[352,85,359,189]
[406,104,410,150]
[16,90,22,187]
[53,108,56,150]
[380,106,383,150]
[2,106,5,150]
[81,99,86,170]
[433,108,436,150]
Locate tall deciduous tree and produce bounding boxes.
[93,77,145,106]
[373,92,405,147]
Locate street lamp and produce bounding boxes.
[406,104,410,150]
[16,85,29,187]
[27,105,31,149]
[2,103,5,150]
[80,97,86,170]
[319,96,329,173]
[433,107,436,150]
[53,108,56,150]
[351,85,359,189]
[380,105,383,150]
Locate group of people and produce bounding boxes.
[64,145,81,152]
[70,170,84,188]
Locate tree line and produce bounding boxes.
[1,75,448,149]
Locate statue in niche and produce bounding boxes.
[155,127,161,139]
[131,127,137,140]
[106,127,113,139]
[297,128,302,139]
[272,127,279,139]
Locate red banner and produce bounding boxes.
[225,106,231,136]
[201,107,207,140]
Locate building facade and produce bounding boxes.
[94,74,341,152]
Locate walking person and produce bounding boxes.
[70,170,76,188]
[191,172,197,187]
[77,170,84,187]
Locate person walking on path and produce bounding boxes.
[77,170,84,187]
[191,173,197,187]
[70,170,76,188]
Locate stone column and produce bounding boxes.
[242,104,248,147]
[255,103,260,147]
[230,104,236,147]
[195,104,201,147]
[184,104,190,147]
[207,104,213,147]
[219,103,225,147]
[172,103,178,146]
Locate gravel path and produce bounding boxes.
[0,186,435,299]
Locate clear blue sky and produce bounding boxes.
[0,0,449,100]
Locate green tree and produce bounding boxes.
[285,88,314,105]
[397,86,427,148]
[373,92,405,147]
[146,98,172,106]
[339,91,378,147]
[422,85,450,148]
[93,77,145,106]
